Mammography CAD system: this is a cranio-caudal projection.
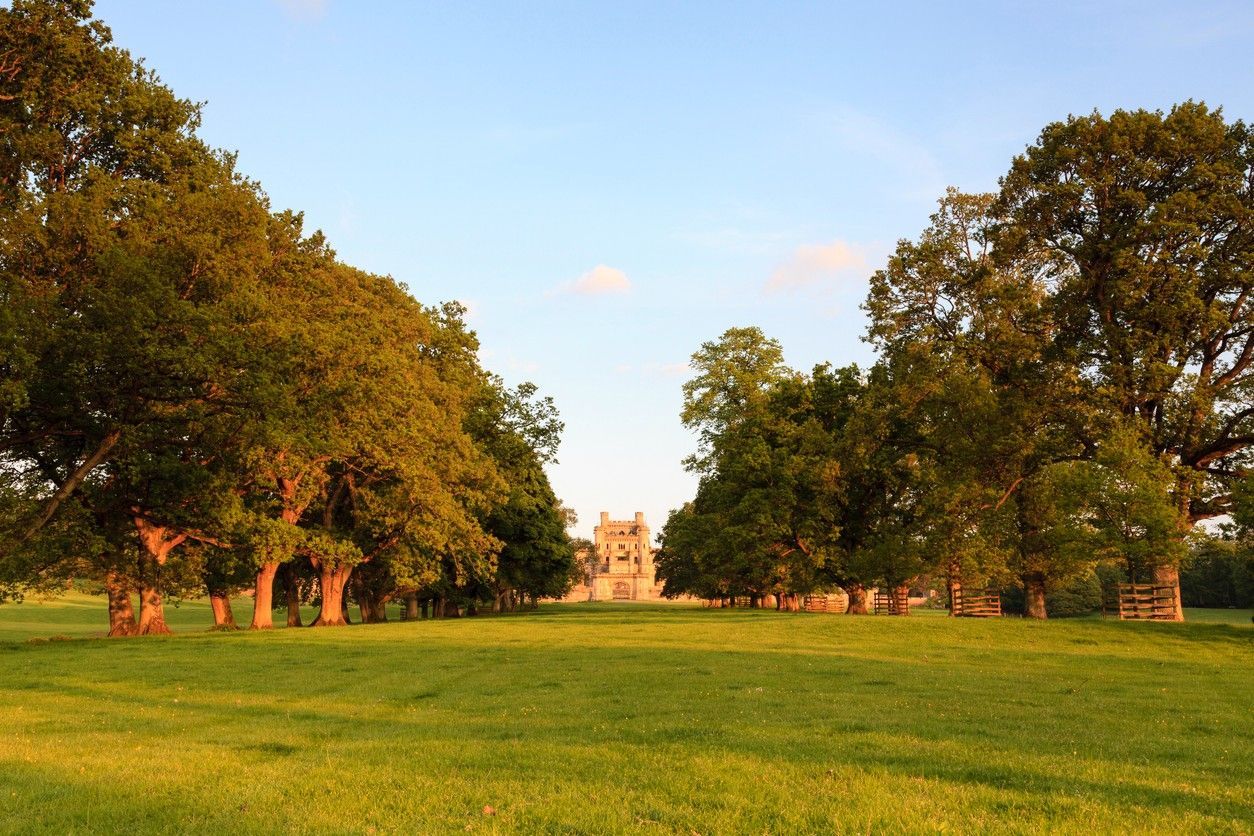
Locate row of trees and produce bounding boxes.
[0,0,578,632]
[658,103,1254,619]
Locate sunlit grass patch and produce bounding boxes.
[0,598,1250,833]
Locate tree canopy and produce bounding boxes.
[0,0,578,632]
[661,104,1253,620]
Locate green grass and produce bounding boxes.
[0,597,1250,834]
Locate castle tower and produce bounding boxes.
[588,511,657,600]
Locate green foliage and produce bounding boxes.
[996,102,1254,526]
[0,0,568,628]
[1047,570,1104,617]
[668,106,1251,619]
[1181,537,1254,608]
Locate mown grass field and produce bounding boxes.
[1,596,1251,834]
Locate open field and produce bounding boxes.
[1,599,1251,834]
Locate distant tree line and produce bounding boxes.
[0,0,578,632]
[658,103,1254,619]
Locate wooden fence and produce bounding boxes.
[872,587,910,615]
[803,592,848,613]
[1104,584,1177,620]
[951,588,1002,617]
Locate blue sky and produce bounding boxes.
[95,0,1254,538]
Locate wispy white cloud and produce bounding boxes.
[550,264,632,296]
[653,362,692,377]
[506,355,540,374]
[275,0,328,22]
[765,240,869,293]
[612,361,690,377]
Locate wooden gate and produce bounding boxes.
[951,588,1002,617]
[1104,584,1177,620]
[873,587,909,615]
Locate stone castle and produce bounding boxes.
[564,511,664,601]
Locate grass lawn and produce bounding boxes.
[0,596,1250,834]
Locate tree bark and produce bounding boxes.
[210,591,238,630]
[1024,575,1048,619]
[946,561,962,616]
[106,572,137,637]
[845,584,868,615]
[283,562,303,627]
[131,516,184,636]
[420,598,429,619]
[1153,564,1185,621]
[358,592,388,624]
[136,582,171,635]
[311,562,352,627]
[404,593,419,621]
[250,562,279,630]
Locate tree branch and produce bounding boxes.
[23,429,122,540]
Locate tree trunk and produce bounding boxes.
[131,515,185,636]
[136,583,171,635]
[283,563,303,627]
[311,562,353,627]
[1153,564,1184,621]
[250,562,280,630]
[209,591,238,630]
[405,593,419,621]
[846,584,868,615]
[946,561,961,616]
[366,594,386,621]
[420,599,429,619]
[1024,575,1048,619]
[106,572,137,637]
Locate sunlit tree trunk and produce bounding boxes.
[210,591,238,630]
[250,562,279,630]
[136,576,170,636]
[1153,565,1184,621]
[311,560,352,627]
[132,516,186,636]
